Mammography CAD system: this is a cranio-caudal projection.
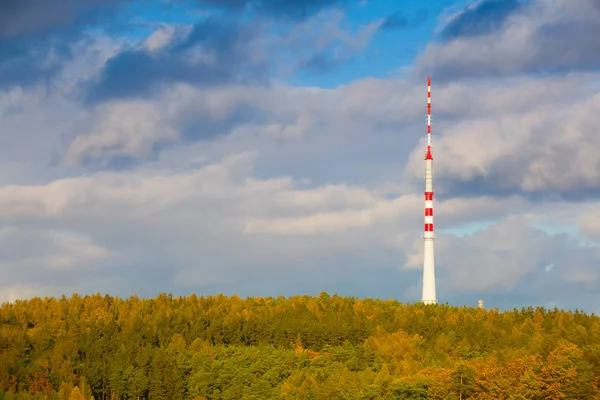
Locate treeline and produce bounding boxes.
[1,292,600,399]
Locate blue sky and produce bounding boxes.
[1,0,600,313]
[95,0,460,87]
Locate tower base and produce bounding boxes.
[422,299,438,305]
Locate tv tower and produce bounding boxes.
[422,76,437,305]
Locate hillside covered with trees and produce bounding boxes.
[1,293,600,399]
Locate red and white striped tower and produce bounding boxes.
[422,76,437,305]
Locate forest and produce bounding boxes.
[1,292,600,399]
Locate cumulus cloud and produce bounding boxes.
[0,226,115,303]
[67,75,428,167]
[144,25,180,51]
[0,34,124,178]
[0,152,414,300]
[404,73,600,196]
[420,0,600,79]
[86,19,269,103]
[0,34,68,89]
[438,217,596,292]
[1,0,599,312]
[0,0,344,40]
[0,0,132,38]
[401,215,600,311]
[0,0,356,92]
[3,50,599,301]
[86,8,383,103]
[66,83,271,165]
[5,148,592,305]
[65,99,179,164]
[439,0,522,40]
[285,9,384,74]
[0,1,129,90]
[578,203,600,243]
[0,228,112,271]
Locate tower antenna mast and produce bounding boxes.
[422,76,437,305]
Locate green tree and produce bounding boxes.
[450,364,475,400]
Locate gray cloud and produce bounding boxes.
[401,215,600,311]
[578,203,600,244]
[0,0,133,38]
[439,217,597,293]
[0,33,74,89]
[0,35,125,181]
[0,0,136,90]
[1,77,599,311]
[85,19,269,103]
[0,152,405,301]
[85,7,382,103]
[0,0,347,91]
[1,0,600,313]
[0,0,378,94]
[75,67,600,198]
[439,0,522,41]
[403,74,600,198]
[1,149,596,309]
[0,31,122,91]
[419,0,600,80]
[0,0,347,40]
[280,9,382,78]
[66,83,272,166]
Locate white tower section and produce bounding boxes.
[422,76,437,305]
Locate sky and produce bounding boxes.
[1,0,600,312]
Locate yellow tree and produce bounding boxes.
[540,342,589,399]
[68,386,86,400]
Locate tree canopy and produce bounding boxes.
[1,293,599,399]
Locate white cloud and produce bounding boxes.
[0,227,112,271]
[403,74,600,193]
[275,9,384,74]
[6,147,590,302]
[0,3,599,311]
[578,203,600,243]
[64,99,179,165]
[144,25,179,51]
[404,216,600,296]
[55,33,127,93]
[420,0,600,78]
[2,66,598,305]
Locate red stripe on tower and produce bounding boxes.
[425,192,433,200]
[425,145,433,160]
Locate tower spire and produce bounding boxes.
[422,76,437,305]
